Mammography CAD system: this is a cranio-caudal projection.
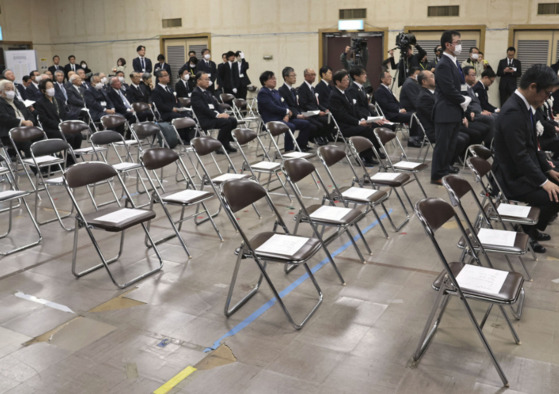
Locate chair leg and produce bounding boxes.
[345,227,366,264]
[371,205,389,238]
[510,287,525,320]
[0,197,42,256]
[383,191,410,232]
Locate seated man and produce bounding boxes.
[115,71,129,93]
[84,74,116,122]
[53,70,68,105]
[3,69,27,102]
[398,67,421,111]
[416,70,469,167]
[472,68,499,113]
[191,71,237,153]
[77,68,91,90]
[0,80,36,157]
[463,66,494,147]
[298,67,335,143]
[257,70,311,152]
[374,70,421,147]
[315,66,333,109]
[106,76,137,124]
[493,64,559,253]
[26,70,43,101]
[175,68,191,98]
[328,70,381,166]
[66,74,87,120]
[126,72,153,121]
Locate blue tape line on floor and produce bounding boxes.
[205,210,392,352]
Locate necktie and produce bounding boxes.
[60,83,68,101]
[456,60,465,83]
[72,64,75,71]
[141,58,145,70]
[119,89,131,109]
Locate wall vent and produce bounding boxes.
[428,5,459,17]
[339,9,367,19]
[162,18,182,28]
[538,3,559,14]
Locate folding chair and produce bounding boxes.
[232,98,261,129]
[283,157,373,284]
[232,128,291,199]
[265,121,315,160]
[132,102,156,123]
[443,174,533,281]
[373,127,428,199]
[101,114,136,145]
[409,113,433,162]
[59,120,99,162]
[411,197,523,388]
[220,177,323,329]
[141,147,222,258]
[219,93,235,115]
[0,153,42,255]
[63,161,163,288]
[348,136,412,230]
[468,143,493,161]
[317,144,392,239]
[8,126,49,189]
[130,121,163,153]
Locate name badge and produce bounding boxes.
[239,73,244,78]
[460,84,468,92]
[207,73,211,77]
[100,101,107,107]
[208,104,215,109]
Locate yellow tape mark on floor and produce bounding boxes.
[153,366,197,394]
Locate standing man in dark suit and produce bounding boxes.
[315,66,333,110]
[234,51,251,99]
[431,30,471,185]
[493,64,559,252]
[48,55,63,77]
[133,45,152,74]
[191,71,237,153]
[218,51,240,95]
[153,54,171,77]
[497,46,522,106]
[257,71,311,152]
[197,49,217,95]
[64,55,81,80]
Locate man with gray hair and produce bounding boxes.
[84,74,116,122]
[2,69,27,101]
[107,76,136,123]
[53,70,68,105]
[0,79,35,156]
[66,73,86,120]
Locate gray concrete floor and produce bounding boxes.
[1,135,558,394]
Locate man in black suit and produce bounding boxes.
[374,70,421,147]
[66,74,87,120]
[298,68,335,143]
[0,80,36,157]
[151,70,189,122]
[48,55,63,77]
[315,66,333,109]
[64,55,81,80]
[234,51,251,99]
[497,46,522,106]
[383,43,427,87]
[53,70,68,105]
[106,77,136,123]
[26,70,43,101]
[216,53,227,93]
[493,64,559,252]
[398,67,421,111]
[197,49,217,94]
[191,71,237,153]
[431,30,471,185]
[133,45,153,74]
[126,72,153,121]
[463,66,494,146]
[77,69,91,91]
[472,68,499,113]
[84,75,116,122]
[327,70,380,166]
[153,54,172,79]
[175,69,191,98]
[218,51,239,95]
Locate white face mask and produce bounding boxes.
[94,82,104,90]
[101,77,108,84]
[35,75,42,82]
[204,54,211,60]
[189,64,196,68]
[4,90,15,100]
[454,44,462,56]
[81,63,87,68]
[46,88,56,97]
[471,53,479,60]
[208,80,213,86]
[118,76,125,83]
[182,74,190,81]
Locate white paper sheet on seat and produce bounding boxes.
[310,206,353,221]
[455,264,508,295]
[164,189,209,203]
[252,161,280,170]
[95,208,146,223]
[212,173,247,183]
[283,152,310,159]
[341,187,379,200]
[256,234,309,256]
[0,190,26,200]
[370,172,400,181]
[497,203,530,218]
[25,155,61,164]
[394,161,421,169]
[113,162,140,171]
[477,228,516,247]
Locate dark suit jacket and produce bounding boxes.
[63,63,82,79]
[257,88,288,123]
[54,82,68,105]
[493,93,550,198]
[0,97,35,138]
[174,80,190,98]
[151,84,179,121]
[191,86,223,128]
[197,60,217,83]
[133,57,153,73]
[399,77,421,111]
[415,87,435,140]
[106,88,131,117]
[15,83,28,101]
[153,62,171,77]
[48,64,64,76]
[374,84,402,120]
[328,88,360,129]
[126,84,150,104]
[497,58,521,91]
[278,84,301,117]
[236,60,251,87]
[34,96,68,132]
[434,54,465,123]
[298,81,326,112]
[84,88,115,122]
[472,80,497,112]
[315,80,332,109]
[346,82,371,119]
[26,83,42,101]
[66,84,86,118]
[218,62,239,91]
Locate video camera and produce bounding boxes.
[351,38,367,53]
[395,33,416,52]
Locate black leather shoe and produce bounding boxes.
[317,137,328,146]
[378,152,387,160]
[430,178,443,186]
[536,231,551,241]
[301,146,313,152]
[225,145,237,153]
[530,240,547,254]
[449,166,460,174]
[362,158,378,167]
[407,138,422,148]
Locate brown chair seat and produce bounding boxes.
[85,207,156,232]
[249,232,322,262]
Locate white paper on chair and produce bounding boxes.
[30,155,60,164]
[455,264,508,295]
[394,161,420,169]
[256,234,308,256]
[212,173,247,182]
[252,161,280,170]
[477,228,516,247]
[370,172,400,181]
[165,189,208,202]
[497,203,530,218]
[302,110,320,117]
[95,208,145,224]
[342,187,379,200]
[310,206,353,221]
[366,116,384,123]
[283,151,308,158]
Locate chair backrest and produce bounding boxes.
[467,156,492,178]
[266,121,289,137]
[232,128,257,145]
[222,178,267,212]
[234,98,247,109]
[64,161,118,188]
[91,130,124,145]
[172,117,196,130]
[132,121,160,139]
[374,127,396,145]
[9,126,44,143]
[142,147,179,170]
[415,198,456,234]
[191,136,223,156]
[31,138,69,157]
[132,102,150,112]
[349,136,373,154]
[283,158,315,183]
[468,144,493,160]
[101,114,127,129]
[178,97,191,107]
[60,120,89,135]
[317,145,346,167]
[442,174,474,206]
[220,93,235,104]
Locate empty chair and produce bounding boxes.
[8,126,49,189]
[130,121,163,153]
[59,120,99,161]
[220,177,323,329]
[265,121,314,160]
[410,113,432,162]
[101,114,135,144]
[411,197,523,387]
[63,161,163,288]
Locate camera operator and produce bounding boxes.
[340,39,369,71]
[383,33,426,87]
